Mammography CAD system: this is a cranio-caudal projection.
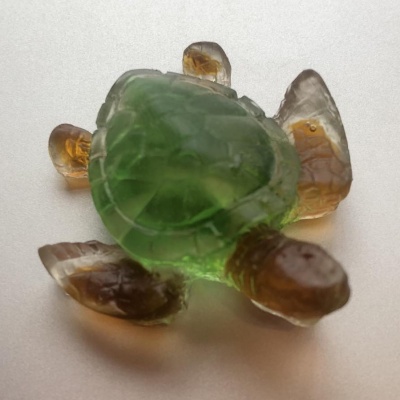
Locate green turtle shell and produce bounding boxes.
[89,70,300,280]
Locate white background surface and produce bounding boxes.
[1,1,400,399]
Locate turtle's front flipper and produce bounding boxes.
[225,225,350,326]
[275,70,352,220]
[48,124,92,189]
[38,241,188,325]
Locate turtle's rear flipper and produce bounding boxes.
[38,241,188,325]
[182,41,231,86]
[225,225,350,327]
[275,70,352,220]
[48,124,92,189]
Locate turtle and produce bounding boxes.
[39,42,352,327]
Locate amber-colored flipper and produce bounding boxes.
[291,119,352,219]
[225,226,350,326]
[38,241,188,325]
[275,70,352,220]
[183,41,232,86]
[48,124,92,188]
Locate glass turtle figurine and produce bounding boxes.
[39,42,352,327]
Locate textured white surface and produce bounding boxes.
[1,1,400,399]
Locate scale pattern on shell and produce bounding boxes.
[40,42,352,327]
[89,70,300,280]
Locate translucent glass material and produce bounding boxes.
[275,70,352,219]
[43,68,353,326]
[226,226,350,326]
[183,42,231,86]
[89,70,300,280]
[38,241,187,325]
[48,124,92,188]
